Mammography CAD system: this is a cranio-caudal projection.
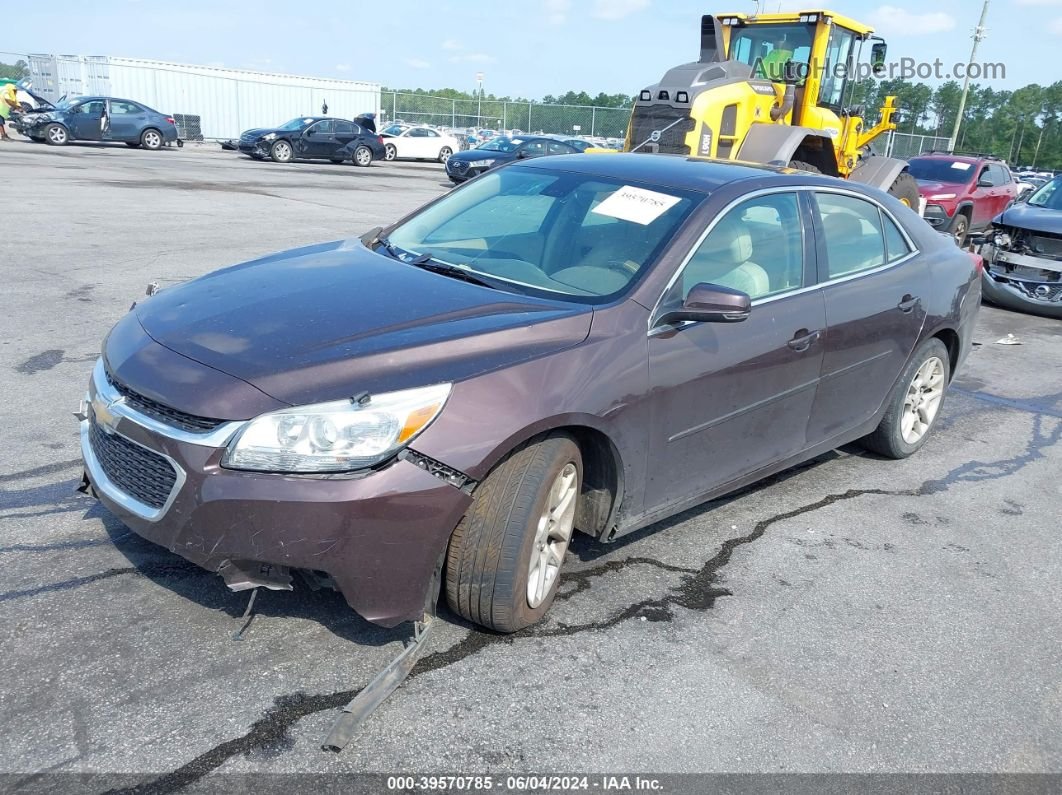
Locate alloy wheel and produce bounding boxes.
[355,146,372,166]
[526,462,578,608]
[384,144,397,161]
[901,356,945,444]
[48,125,67,145]
[143,130,162,149]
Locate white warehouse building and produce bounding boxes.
[27,54,381,141]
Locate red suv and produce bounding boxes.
[908,154,1019,245]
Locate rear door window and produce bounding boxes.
[814,193,887,278]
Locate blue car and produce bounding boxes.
[21,96,180,150]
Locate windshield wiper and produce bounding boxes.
[406,253,502,290]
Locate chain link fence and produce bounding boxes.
[883,132,951,159]
[381,91,631,140]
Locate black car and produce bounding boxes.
[445,135,580,183]
[978,175,1062,318]
[237,117,386,166]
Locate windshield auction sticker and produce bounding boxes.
[592,185,681,225]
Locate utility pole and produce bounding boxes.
[948,0,989,152]
[1032,124,1045,169]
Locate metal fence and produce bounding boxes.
[883,132,951,159]
[382,91,632,139]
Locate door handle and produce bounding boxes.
[787,329,820,352]
[898,294,920,313]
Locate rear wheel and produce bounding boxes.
[445,434,582,632]
[860,338,950,459]
[270,139,293,163]
[140,128,163,150]
[384,143,397,161]
[45,123,69,146]
[888,171,921,209]
[352,145,373,167]
[438,146,453,163]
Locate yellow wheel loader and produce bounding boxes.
[625,10,920,207]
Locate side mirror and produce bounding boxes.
[655,283,751,328]
[977,176,993,188]
[870,42,888,77]
[516,149,529,158]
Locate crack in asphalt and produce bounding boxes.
[104,411,1061,793]
[0,532,131,555]
[0,459,82,484]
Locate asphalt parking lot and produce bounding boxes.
[2,141,1060,787]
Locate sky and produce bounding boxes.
[3,0,1057,99]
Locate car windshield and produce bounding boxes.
[384,166,702,303]
[908,158,977,185]
[276,117,315,131]
[1027,176,1062,210]
[477,137,519,153]
[381,124,408,136]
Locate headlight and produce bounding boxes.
[469,159,495,168]
[261,132,277,141]
[928,193,956,200]
[223,383,451,473]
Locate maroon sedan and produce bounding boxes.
[79,155,981,633]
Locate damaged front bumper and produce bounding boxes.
[78,359,473,627]
[977,241,1062,319]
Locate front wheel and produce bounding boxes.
[45,123,69,146]
[860,338,950,459]
[445,434,582,632]
[270,139,293,163]
[888,171,921,210]
[951,214,970,247]
[140,128,163,150]
[352,145,373,167]
[438,146,453,164]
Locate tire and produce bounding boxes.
[950,213,970,247]
[44,123,69,146]
[125,142,140,148]
[788,160,821,173]
[888,171,920,209]
[352,145,373,167]
[438,146,453,164]
[384,143,397,161]
[860,338,950,459]
[140,128,163,150]
[270,139,293,163]
[445,434,582,632]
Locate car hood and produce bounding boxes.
[131,240,593,411]
[241,127,284,139]
[916,180,966,196]
[450,149,510,162]
[996,203,1062,235]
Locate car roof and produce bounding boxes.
[516,153,789,191]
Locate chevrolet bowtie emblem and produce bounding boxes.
[89,393,126,433]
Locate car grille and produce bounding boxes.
[1010,279,1062,303]
[89,421,178,510]
[1030,235,1062,259]
[629,105,696,155]
[106,370,224,432]
[449,160,469,174]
